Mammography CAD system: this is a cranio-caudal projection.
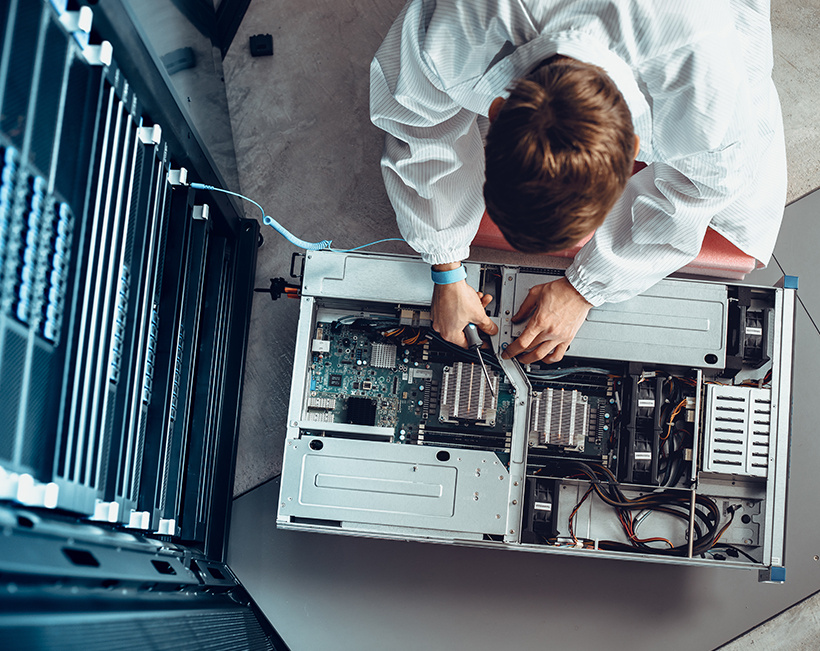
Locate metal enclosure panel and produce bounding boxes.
[278,250,794,578]
[510,273,728,368]
[763,287,795,569]
[703,385,772,477]
[278,436,509,536]
[301,250,480,304]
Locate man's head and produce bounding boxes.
[483,59,637,253]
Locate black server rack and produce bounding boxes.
[0,1,285,647]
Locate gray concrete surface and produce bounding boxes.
[223,0,408,497]
[221,0,820,647]
[771,1,820,203]
[717,590,820,650]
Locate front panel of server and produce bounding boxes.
[0,0,255,557]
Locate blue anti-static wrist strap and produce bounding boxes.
[431,264,467,285]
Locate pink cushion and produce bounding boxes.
[472,162,757,279]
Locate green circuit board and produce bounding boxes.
[302,320,514,462]
[301,319,620,469]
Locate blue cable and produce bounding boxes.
[331,238,406,253]
[190,182,331,250]
[189,182,406,253]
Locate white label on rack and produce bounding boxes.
[638,399,655,408]
[635,451,652,461]
[746,327,763,336]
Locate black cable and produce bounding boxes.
[560,461,721,556]
[713,545,759,563]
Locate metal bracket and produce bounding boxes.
[192,204,210,221]
[137,124,162,145]
[290,251,305,279]
[167,167,188,186]
[81,41,113,67]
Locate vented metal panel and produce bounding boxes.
[703,384,772,478]
[2,608,275,651]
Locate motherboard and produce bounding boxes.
[300,317,625,469]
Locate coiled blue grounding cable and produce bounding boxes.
[190,182,405,253]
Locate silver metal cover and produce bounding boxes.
[703,385,771,478]
[510,273,728,368]
[278,437,510,537]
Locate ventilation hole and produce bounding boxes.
[207,566,225,580]
[17,515,34,528]
[151,560,177,575]
[436,450,450,462]
[62,548,100,567]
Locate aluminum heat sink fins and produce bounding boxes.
[529,388,588,450]
[439,361,498,426]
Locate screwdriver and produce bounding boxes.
[463,323,496,397]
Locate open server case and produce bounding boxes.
[0,1,287,648]
[0,0,798,648]
[278,251,796,582]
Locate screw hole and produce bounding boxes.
[704,353,718,365]
[436,450,450,462]
[309,439,323,451]
[151,560,177,575]
[63,548,99,568]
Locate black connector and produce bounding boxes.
[249,34,273,57]
[254,277,300,301]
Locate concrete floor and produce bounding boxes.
[221,0,820,648]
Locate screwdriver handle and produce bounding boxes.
[463,322,482,349]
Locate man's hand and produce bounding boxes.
[501,276,592,364]
[431,279,498,348]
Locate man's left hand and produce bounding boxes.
[501,277,592,364]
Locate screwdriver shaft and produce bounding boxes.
[464,323,496,396]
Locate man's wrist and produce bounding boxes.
[431,262,466,285]
[431,261,462,272]
[561,275,593,307]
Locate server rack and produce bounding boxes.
[0,2,284,647]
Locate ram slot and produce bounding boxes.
[137,180,193,535]
[165,203,210,526]
[55,75,117,514]
[179,237,229,543]
[107,125,163,523]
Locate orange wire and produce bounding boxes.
[661,399,687,441]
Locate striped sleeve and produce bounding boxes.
[369,0,487,265]
[567,36,754,306]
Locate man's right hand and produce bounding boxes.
[431,276,498,348]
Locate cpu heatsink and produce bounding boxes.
[529,388,588,450]
[439,362,498,425]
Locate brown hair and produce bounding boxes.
[483,60,635,253]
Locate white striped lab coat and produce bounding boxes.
[370,0,786,306]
